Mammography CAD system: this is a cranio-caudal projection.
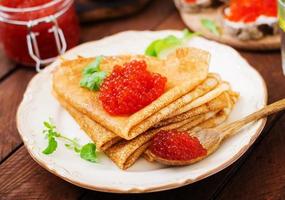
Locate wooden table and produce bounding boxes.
[0,0,285,199]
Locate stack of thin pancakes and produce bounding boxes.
[52,48,239,170]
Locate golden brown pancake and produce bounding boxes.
[155,91,231,128]
[53,74,221,151]
[105,91,238,169]
[167,81,231,118]
[54,92,120,151]
[144,91,238,163]
[52,48,210,140]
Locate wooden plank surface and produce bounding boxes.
[218,113,285,200]
[0,147,85,200]
[80,0,175,42]
[0,0,177,199]
[0,69,35,162]
[0,0,284,199]
[0,47,16,81]
[240,51,285,103]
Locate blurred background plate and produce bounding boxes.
[178,8,280,51]
[76,0,151,22]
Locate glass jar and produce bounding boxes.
[0,0,80,71]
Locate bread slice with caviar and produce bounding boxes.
[221,0,278,40]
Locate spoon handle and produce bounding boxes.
[218,98,285,138]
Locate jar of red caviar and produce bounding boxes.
[0,0,80,71]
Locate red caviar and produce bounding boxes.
[99,60,167,115]
[150,130,207,161]
[0,0,52,8]
[226,0,277,23]
[0,0,79,66]
[185,0,196,3]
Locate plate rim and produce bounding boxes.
[16,30,268,193]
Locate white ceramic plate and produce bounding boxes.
[17,30,267,193]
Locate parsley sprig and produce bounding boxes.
[145,29,198,58]
[80,56,106,91]
[42,119,97,163]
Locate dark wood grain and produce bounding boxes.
[0,69,35,162]
[77,0,151,22]
[0,47,16,81]
[240,51,285,103]
[217,113,285,200]
[80,0,175,42]
[0,0,284,199]
[0,147,85,200]
[0,0,176,199]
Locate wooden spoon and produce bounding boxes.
[149,98,285,166]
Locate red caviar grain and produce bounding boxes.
[185,0,196,3]
[150,130,207,161]
[0,0,52,8]
[226,0,277,23]
[99,60,167,115]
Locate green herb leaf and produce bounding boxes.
[83,56,103,75]
[145,29,197,58]
[201,19,221,36]
[80,71,107,91]
[80,143,97,163]
[42,136,58,154]
[42,119,98,163]
[43,121,54,129]
[80,56,106,91]
[74,146,81,153]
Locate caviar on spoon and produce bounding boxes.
[149,98,285,166]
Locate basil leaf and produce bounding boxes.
[42,137,58,155]
[145,29,197,58]
[145,39,162,57]
[83,56,103,75]
[80,71,107,91]
[80,143,97,163]
[201,19,221,36]
[80,56,106,91]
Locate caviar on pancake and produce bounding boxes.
[99,60,167,116]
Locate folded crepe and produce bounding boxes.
[52,48,210,140]
[155,91,231,128]
[143,109,232,163]
[54,92,121,151]
[105,91,238,169]
[144,91,238,163]
[54,73,222,151]
[167,81,231,118]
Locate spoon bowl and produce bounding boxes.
[149,98,285,166]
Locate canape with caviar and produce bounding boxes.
[222,0,278,40]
